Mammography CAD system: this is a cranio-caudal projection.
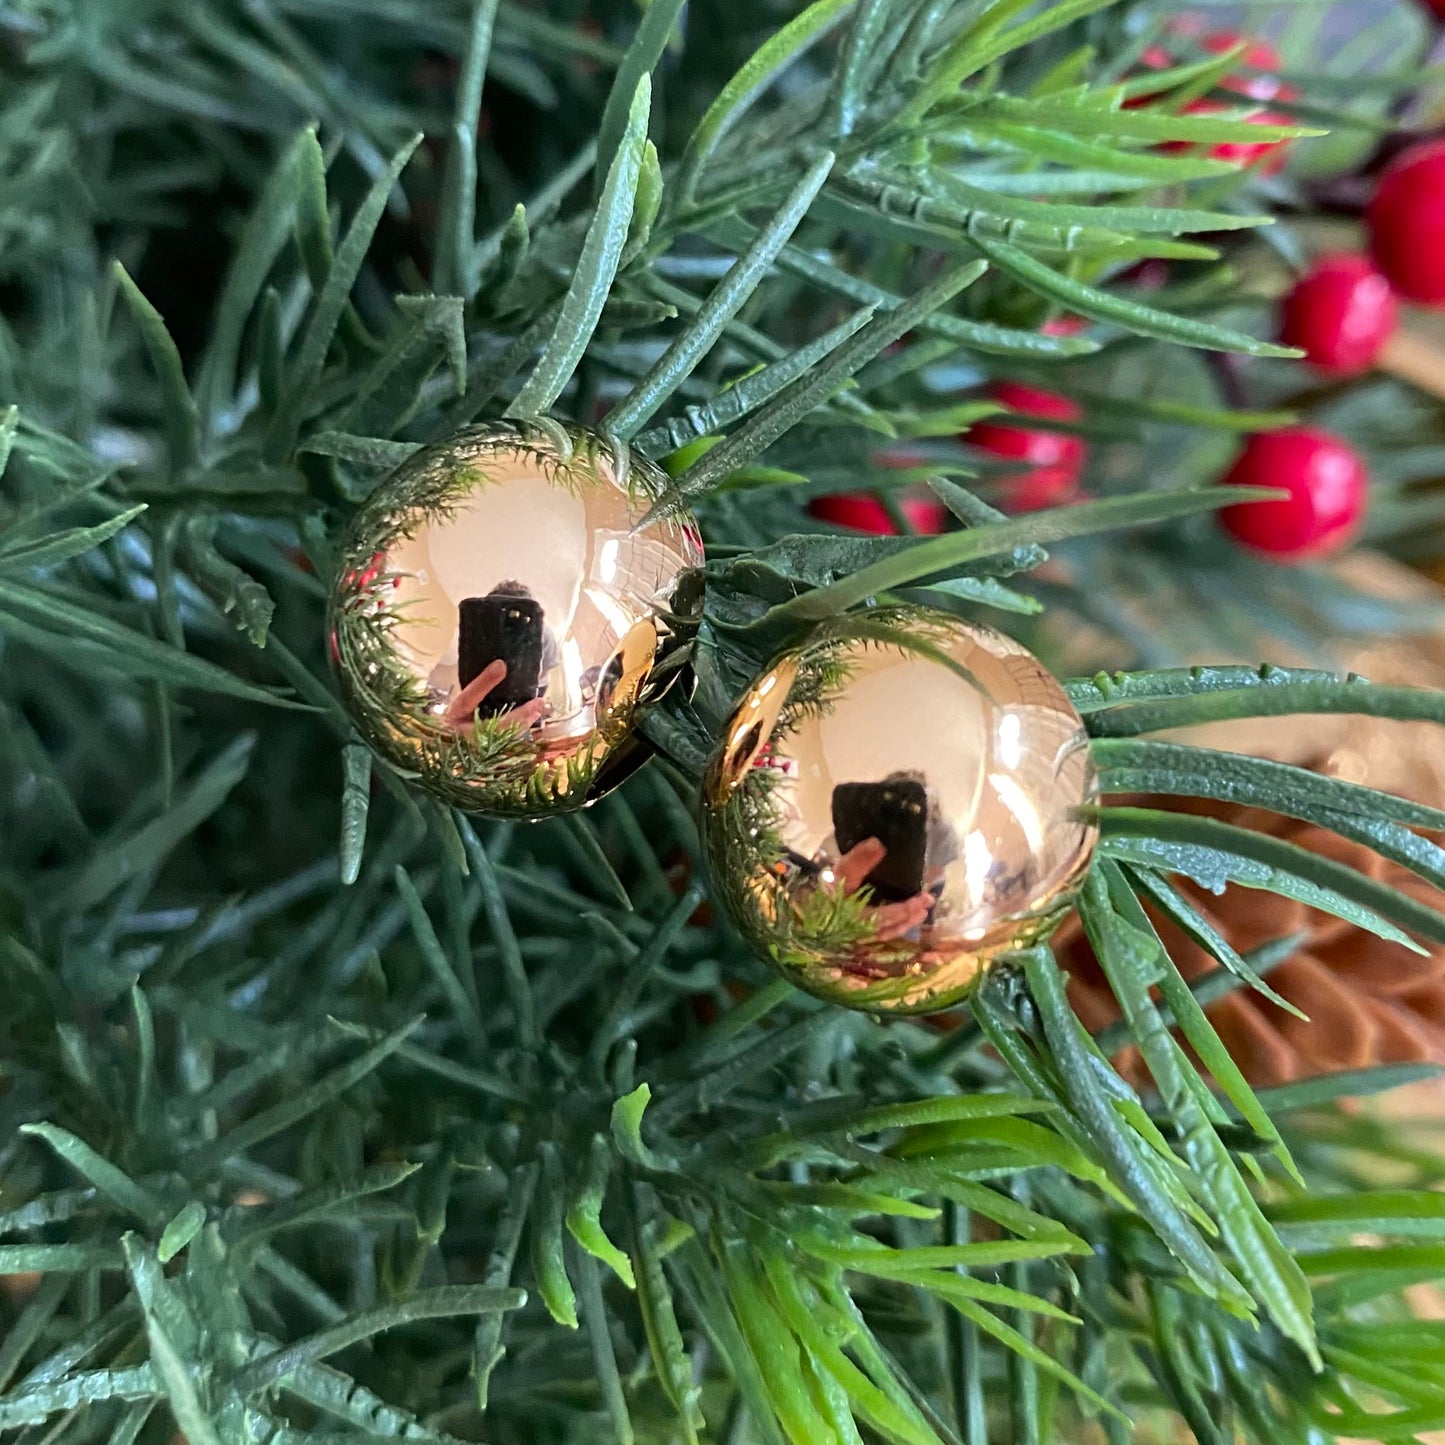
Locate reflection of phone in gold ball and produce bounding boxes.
[832,779,928,902]
[458,595,545,716]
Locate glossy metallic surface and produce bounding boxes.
[330,421,703,818]
[702,609,1098,1012]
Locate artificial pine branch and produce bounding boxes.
[3,2,1445,1442]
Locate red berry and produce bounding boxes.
[1424,0,1445,19]
[1140,23,1283,97]
[1041,314,1087,338]
[1367,139,1445,305]
[969,382,1086,513]
[1166,96,1295,175]
[987,381,1080,422]
[1218,427,1367,561]
[1199,31,1285,102]
[1138,25,1295,173]
[1280,253,1398,376]
[1120,258,1171,292]
[808,492,947,535]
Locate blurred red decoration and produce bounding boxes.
[1143,27,1297,175]
[1218,426,1367,561]
[807,492,947,535]
[968,381,1086,513]
[1197,30,1287,100]
[1368,138,1445,306]
[1280,253,1398,376]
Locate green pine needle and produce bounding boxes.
[5,2,1445,1442]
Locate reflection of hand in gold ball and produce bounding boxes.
[701,608,1098,1012]
[443,658,551,732]
[831,837,935,941]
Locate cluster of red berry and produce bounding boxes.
[810,16,1445,567]
[1222,134,1445,561]
[1137,26,1297,175]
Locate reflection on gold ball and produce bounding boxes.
[701,609,1098,1013]
[329,421,703,818]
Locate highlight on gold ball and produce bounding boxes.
[701,608,1098,1013]
[329,420,704,818]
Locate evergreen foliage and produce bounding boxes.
[3,1,1445,1441]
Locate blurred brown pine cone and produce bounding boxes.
[1060,793,1445,1087]
[1059,552,1445,1088]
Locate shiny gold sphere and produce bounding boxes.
[701,609,1098,1013]
[329,420,703,818]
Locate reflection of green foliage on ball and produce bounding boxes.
[355,421,660,555]
[775,640,856,737]
[702,644,889,967]
[701,766,786,947]
[814,606,989,697]
[334,581,610,816]
[704,772,932,988]
[328,419,699,819]
[702,604,1098,1014]
[785,884,879,961]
